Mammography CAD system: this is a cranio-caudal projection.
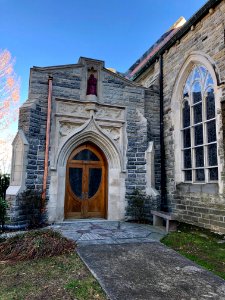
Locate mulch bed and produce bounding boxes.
[0,229,75,262]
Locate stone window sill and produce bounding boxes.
[176,182,219,194]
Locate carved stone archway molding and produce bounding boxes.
[56,116,124,171]
[48,98,127,222]
[50,98,127,171]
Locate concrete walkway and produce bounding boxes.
[52,221,225,300]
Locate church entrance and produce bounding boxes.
[64,143,107,219]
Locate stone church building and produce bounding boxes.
[7,0,225,233]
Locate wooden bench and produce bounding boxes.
[151,210,177,232]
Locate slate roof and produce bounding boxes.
[126,0,222,81]
[125,25,181,80]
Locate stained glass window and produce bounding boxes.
[183,101,190,128]
[200,66,208,79]
[183,87,189,99]
[208,144,217,166]
[184,170,192,181]
[192,81,202,103]
[207,121,216,143]
[209,168,218,181]
[73,149,99,161]
[184,149,192,169]
[181,65,218,182]
[194,125,203,146]
[195,147,204,167]
[183,128,191,148]
[206,74,214,86]
[193,67,201,80]
[196,169,205,181]
[206,88,215,120]
[193,103,202,124]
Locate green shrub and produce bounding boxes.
[126,188,146,222]
[17,189,42,228]
[0,173,10,200]
[0,196,7,229]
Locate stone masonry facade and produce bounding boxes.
[133,0,225,233]
[8,57,160,224]
[8,0,225,233]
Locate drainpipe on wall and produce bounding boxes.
[159,55,168,212]
[42,76,53,211]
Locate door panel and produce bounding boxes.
[88,168,102,198]
[69,168,83,198]
[65,143,107,219]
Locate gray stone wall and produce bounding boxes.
[144,85,161,191]
[102,72,147,190]
[15,60,160,221]
[135,1,225,233]
[18,66,83,194]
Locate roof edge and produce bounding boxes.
[103,67,143,87]
[31,64,83,71]
[131,0,222,81]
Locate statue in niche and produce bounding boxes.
[87,74,97,96]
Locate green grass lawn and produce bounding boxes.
[161,223,225,280]
[0,230,106,300]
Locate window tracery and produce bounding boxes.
[181,65,218,182]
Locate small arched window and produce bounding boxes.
[181,65,218,182]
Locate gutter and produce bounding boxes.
[42,76,53,210]
[131,0,222,81]
[159,55,167,211]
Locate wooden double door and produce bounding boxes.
[65,143,107,219]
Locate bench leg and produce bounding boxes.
[166,220,169,233]
[168,221,177,232]
[153,215,163,227]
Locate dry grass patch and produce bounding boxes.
[0,253,106,300]
[0,229,75,262]
[0,229,106,300]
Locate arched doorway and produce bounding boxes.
[64,143,107,219]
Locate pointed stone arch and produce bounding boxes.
[170,51,224,191]
[57,117,123,171]
[48,117,126,222]
[171,51,222,103]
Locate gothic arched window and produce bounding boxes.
[181,65,218,182]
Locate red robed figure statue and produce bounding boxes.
[87,74,97,96]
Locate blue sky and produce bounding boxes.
[1,0,207,116]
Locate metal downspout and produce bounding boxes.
[159,55,168,211]
[42,76,53,210]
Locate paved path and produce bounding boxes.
[52,220,165,246]
[53,221,225,300]
[78,243,225,300]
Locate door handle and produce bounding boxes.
[81,192,88,200]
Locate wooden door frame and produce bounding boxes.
[64,142,108,219]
